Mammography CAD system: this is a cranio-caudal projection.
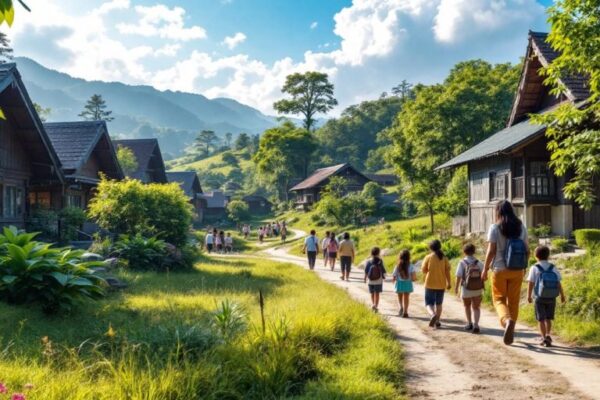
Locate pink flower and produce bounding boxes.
[11,393,26,400]
[0,383,7,393]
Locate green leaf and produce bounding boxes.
[68,277,94,286]
[49,272,69,286]
[1,275,17,284]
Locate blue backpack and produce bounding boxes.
[505,237,528,270]
[534,264,560,299]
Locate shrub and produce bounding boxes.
[88,178,193,247]
[227,200,250,223]
[0,226,106,313]
[564,264,600,320]
[410,242,429,260]
[89,234,113,258]
[551,237,570,253]
[26,207,59,240]
[221,152,239,166]
[574,229,600,249]
[442,238,462,259]
[530,224,552,238]
[59,206,87,241]
[114,234,168,271]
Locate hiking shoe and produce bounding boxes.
[545,335,553,345]
[473,326,480,334]
[340,275,345,280]
[539,338,548,347]
[435,321,442,328]
[402,313,409,318]
[464,323,474,331]
[503,320,516,345]
[428,315,437,327]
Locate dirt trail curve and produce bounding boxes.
[261,229,600,400]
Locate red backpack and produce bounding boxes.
[463,258,484,290]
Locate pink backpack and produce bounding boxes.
[327,239,338,253]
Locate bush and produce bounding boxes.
[26,207,59,240]
[227,200,250,223]
[551,237,570,253]
[564,264,600,320]
[0,226,106,313]
[442,238,462,259]
[59,206,87,241]
[574,229,600,249]
[88,179,193,247]
[114,234,168,271]
[221,152,239,166]
[530,224,552,238]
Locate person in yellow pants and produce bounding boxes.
[482,200,529,345]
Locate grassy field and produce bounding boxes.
[168,150,253,176]
[0,255,405,399]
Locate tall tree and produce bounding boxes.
[532,0,600,209]
[387,60,520,232]
[0,32,13,63]
[253,121,317,201]
[194,130,218,156]
[224,132,233,148]
[234,132,250,150]
[273,71,338,132]
[116,145,138,177]
[79,94,114,122]
[391,80,413,100]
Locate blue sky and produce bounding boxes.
[8,0,554,115]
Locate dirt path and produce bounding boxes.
[258,231,600,400]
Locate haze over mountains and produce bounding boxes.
[14,57,285,159]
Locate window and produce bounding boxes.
[67,195,83,208]
[2,186,23,218]
[529,161,555,197]
[29,191,52,208]
[490,172,507,200]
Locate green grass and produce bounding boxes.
[169,150,253,176]
[0,256,405,399]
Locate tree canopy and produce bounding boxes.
[273,72,337,132]
[116,145,138,177]
[532,0,600,209]
[79,94,114,122]
[194,130,219,156]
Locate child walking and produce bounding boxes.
[455,243,484,333]
[392,249,416,318]
[422,240,452,328]
[527,245,566,347]
[364,247,387,312]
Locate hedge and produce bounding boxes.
[574,229,600,249]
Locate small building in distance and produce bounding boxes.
[289,163,372,209]
[366,173,398,187]
[166,171,206,224]
[113,138,168,183]
[437,31,597,237]
[242,194,272,214]
[0,64,64,228]
[198,190,230,219]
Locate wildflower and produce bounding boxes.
[11,393,26,400]
[106,323,116,339]
[0,383,7,393]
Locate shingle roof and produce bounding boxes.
[436,119,546,170]
[166,171,200,198]
[44,121,106,172]
[113,138,167,182]
[530,31,590,101]
[290,163,352,191]
[198,191,229,208]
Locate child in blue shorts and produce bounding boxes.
[392,249,416,318]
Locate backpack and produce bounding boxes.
[505,236,528,270]
[328,240,338,253]
[462,258,484,290]
[368,259,383,280]
[534,264,560,299]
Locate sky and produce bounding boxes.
[7,0,554,115]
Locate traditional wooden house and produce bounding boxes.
[0,64,64,228]
[242,194,272,214]
[166,171,206,223]
[112,138,168,183]
[366,173,398,187]
[437,31,596,237]
[32,121,123,210]
[198,190,230,219]
[289,163,372,209]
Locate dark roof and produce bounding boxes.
[0,64,64,183]
[290,163,370,191]
[198,191,229,208]
[530,32,590,101]
[166,171,202,198]
[44,121,103,171]
[113,138,167,183]
[437,119,546,170]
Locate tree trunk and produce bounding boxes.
[429,206,435,235]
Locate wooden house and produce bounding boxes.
[437,31,597,237]
[366,173,398,187]
[242,194,272,214]
[166,171,206,223]
[32,121,123,210]
[112,138,167,183]
[0,64,64,228]
[289,163,372,209]
[198,190,230,219]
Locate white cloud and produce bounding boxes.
[222,32,246,50]
[154,43,182,57]
[117,4,206,41]
[310,21,318,29]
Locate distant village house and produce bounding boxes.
[166,171,206,224]
[112,138,168,183]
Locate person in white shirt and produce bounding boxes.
[455,243,485,333]
[224,232,233,253]
[205,230,214,253]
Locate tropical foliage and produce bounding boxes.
[0,226,105,313]
[227,200,250,223]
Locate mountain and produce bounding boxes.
[14,57,282,159]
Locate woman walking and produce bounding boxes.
[326,232,339,271]
[422,240,452,328]
[482,200,529,345]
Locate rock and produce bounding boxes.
[82,252,104,262]
[105,277,128,289]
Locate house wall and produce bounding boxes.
[79,153,101,180]
[0,121,32,228]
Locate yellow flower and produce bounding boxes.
[106,323,116,339]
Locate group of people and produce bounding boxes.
[303,200,567,347]
[255,221,288,243]
[204,229,234,253]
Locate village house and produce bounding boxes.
[112,138,168,183]
[32,121,123,211]
[366,173,398,187]
[437,31,598,237]
[290,163,372,209]
[242,194,272,214]
[198,190,230,219]
[166,171,206,224]
[0,64,64,228]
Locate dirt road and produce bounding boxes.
[262,231,600,400]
